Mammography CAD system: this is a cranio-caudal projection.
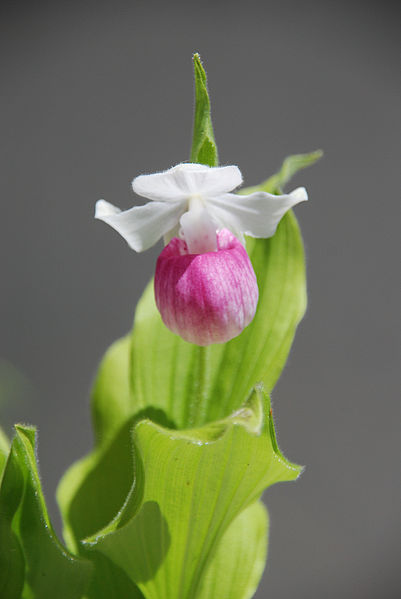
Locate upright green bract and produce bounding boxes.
[1,54,321,598]
[190,53,218,167]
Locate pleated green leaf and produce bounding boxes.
[82,552,145,599]
[197,500,269,599]
[204,210,306,421]
[57,338,145,598]
[0,425,92,599]
[57,337,138,551]
[82,388,300,599]
[57,427,135,554]
[91,335,133,448]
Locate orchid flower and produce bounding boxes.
[95,163,307,254]
[95,162,308,345]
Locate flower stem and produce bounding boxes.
[187,345,210,427]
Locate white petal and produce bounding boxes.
[95,199,121,218]
[95,199,185,252]
[207,187,308,239]
[203,203,245,244]
[132,163,242,201]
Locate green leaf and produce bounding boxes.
[91,335,133,448]
[57,335,134,551]
[83,552,145,599]
[244,150,323,195]
[0,425,92,599]
[57,335,147,552]
[197,500,269,599]
[204,210,306,421]
[82,388,300,599]
[0,437,25,599]
[57,341,145,597]
[190,53,218,166]
[0,425,10,477]
[57,417,138,553]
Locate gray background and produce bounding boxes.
[1,1,400,597]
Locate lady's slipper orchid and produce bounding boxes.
[95,162,308,345]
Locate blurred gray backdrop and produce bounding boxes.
[1,1,400,598]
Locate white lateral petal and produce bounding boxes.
[95,199,121,218]
[208,187,308,239]
[204,203,245,244]
[95,199,185,252]
[132,163,242,201]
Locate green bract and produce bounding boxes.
[0,54,321,598]
[190,53,218,167]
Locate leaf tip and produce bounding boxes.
[13,424,37,456]
[14,423,36,433]
[230,386,266,436]
[310,148,324,162]
[192,51,203,70]
[267,405,304,478]
[192,51,208,91]
[14,423,36,442]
